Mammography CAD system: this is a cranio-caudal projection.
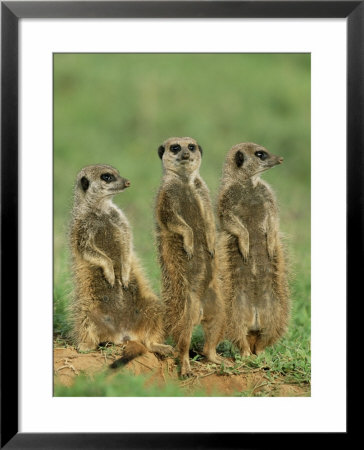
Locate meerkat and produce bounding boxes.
[217,143,290,356]
[155,137,225,377]
[69,164,172,364]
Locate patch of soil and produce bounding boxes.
[54,344,310,396]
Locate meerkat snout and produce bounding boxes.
[181,150,190,160]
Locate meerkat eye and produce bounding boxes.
[100,173,115,183]
[188,144,196,152]
[255,151,268,161]
[170,144,181,154]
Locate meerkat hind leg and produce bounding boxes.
[202,343,223,365]
[176,327,194,378]
[236,334,253,357]
[75,316,100,352]
[201,313,224,364]
[180,352,192,378]
[201,286,225,365]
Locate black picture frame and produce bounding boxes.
[1,1,358,448]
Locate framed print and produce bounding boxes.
[1,0,359,447]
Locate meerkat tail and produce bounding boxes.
[110,341,148,369]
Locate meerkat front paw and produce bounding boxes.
[267,234,276,259]
[121,272,130,289]
[267,241,276,259]
[238,239,249,262]
[183,241,194,259]
[182,230,194,259]
[267,246,275,260]
[206,237,216,258]
[103,265,115,287]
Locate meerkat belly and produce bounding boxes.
[235,208,275,331]
[179,188,207,248]
[236,283,274,335]
[177,189,212,288]
[94,224,125,279]
[240,227,273,296]
[74,260,119,305]
[90,276,147,342]
[240,203,272,272]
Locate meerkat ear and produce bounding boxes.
[158,145,165,159]
[80,176,89,191]
[235,150,244,168]
[198,145,203,157]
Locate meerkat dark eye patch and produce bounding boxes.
[198,145,203,156]
[100,173,116,183]
[235,150,244,167]
[80,176,89,191]
[158,145,165,159]
[188,144,196,152]
[170,144,181,154]
[255,150,268,161]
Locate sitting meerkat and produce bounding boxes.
[69,164,172,363]
[155,137,225,377]
[217,143,290,356]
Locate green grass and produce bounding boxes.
[54,371,208,397]
[54,53,310,396]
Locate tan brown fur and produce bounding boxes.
[217,143,290,356]
[155,137,225,377]
[69,164,172,361]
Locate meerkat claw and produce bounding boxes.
[184,248,194,259]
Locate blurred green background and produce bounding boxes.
[54,54,310,395]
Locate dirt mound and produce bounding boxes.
[54,345,309,396]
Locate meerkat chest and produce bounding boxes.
[178,185,204,222]
[94,218,121,248]
[106,205,126,226]
[239,189,271,225]
[93,208,129,253]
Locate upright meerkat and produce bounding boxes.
[155,137,225,377]
[217,143,290,356]
[69,164,172,363]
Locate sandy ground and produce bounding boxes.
[54,345,310,397]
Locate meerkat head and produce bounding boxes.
[157,137,203,178]
[75,164,130,202]
[223,142,283,181]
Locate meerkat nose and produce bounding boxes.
[124,179,131,187]
[278,157,284,164]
